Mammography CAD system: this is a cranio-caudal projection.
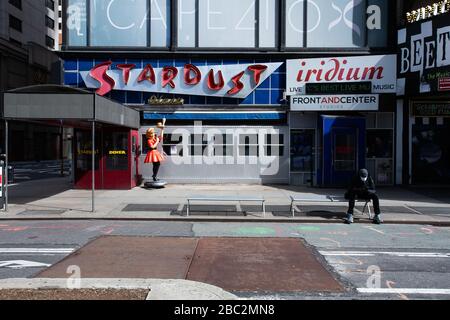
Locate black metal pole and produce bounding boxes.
[92,120,95,213]
[5,120,8,211]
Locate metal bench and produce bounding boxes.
[290,195,373,219]
[328,195,373,219]
[186,196,266,217]
[289,195,334,218]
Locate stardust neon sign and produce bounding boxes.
[80,61,283,99]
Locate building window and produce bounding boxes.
[264,134,284,157]
[8,0,22,10]
[142,134,184,157]
[46,0,55,11]
[46,35,55,48]
[66,0,87,46]
[67,0,170,47]
[46,16,55,29]
[212,134,234,157]
[90,0,147,47]
[9,15,22,32]
[285,0,389,48]
[188,134,208,156]
[285,0,304,47]
[290,130,315,173]
[238,134,259,157]
[178,0,278,48]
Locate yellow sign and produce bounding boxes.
[78,150,99,155]
[109,150,127,155]
[406,1,450,23]
[149,95,184,106]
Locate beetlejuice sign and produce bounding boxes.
[80,61,283,99]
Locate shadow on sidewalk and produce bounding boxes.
[8,177,72,205]
[265,184,450,205]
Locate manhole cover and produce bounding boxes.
[186,238,344,293]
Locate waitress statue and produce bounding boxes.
[144,118,167,188]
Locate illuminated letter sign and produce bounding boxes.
[81,62,283,99]
[286,55,397,95]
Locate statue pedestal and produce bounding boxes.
[144,180,167,189]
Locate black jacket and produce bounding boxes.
[346,174,376,195]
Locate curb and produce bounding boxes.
[0,278,238,301]
[0,216,450,226]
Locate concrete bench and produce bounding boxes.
[187,196,266,218]
[290,195,372,219]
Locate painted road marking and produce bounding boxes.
[0,260,51,269]
[358,288,450,295]
[363,226,385,235]
[0,248,74,254]
[320,251,450,258]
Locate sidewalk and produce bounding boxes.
[1,177,450,225]
[0,278,238,300]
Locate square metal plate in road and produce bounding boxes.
[36,236,198,279]
[186,238,345,293]
[36,236,345,293]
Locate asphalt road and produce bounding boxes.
[0,220,449,300]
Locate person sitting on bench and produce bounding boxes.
[345,169,382,225]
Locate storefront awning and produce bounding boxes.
[1,85,140,129]
[143,111,287,121]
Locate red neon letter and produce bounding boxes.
[227,71,245,95]
[207,69,225,91]
[184,64,202,85]
[116,64,136,85]
[137,64,156,84]
[248,65,268,85]
[89,61,115,96]
[162,67,178,89]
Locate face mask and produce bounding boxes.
[361,177,368,182]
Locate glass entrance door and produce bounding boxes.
[321,116,366,187]
[102,130,131,189]
[74,129,101,189]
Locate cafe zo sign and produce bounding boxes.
[286,55,397,95]
[80,61,283,99]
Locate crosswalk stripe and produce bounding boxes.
[320,251,450,258]
[358,288,450,295]
[0,248,74,254]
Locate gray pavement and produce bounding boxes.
[0,220,449,300]
[1,178,449,300]
[1,177,450,225]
